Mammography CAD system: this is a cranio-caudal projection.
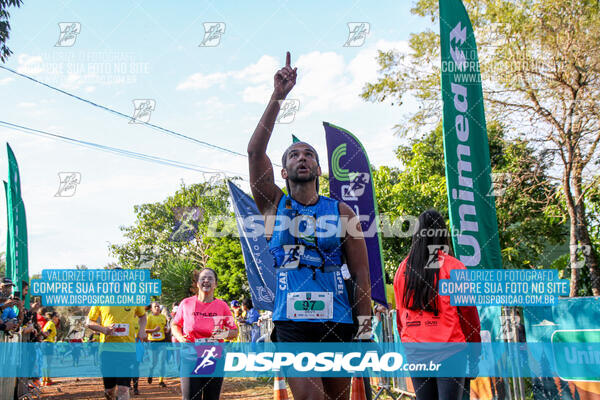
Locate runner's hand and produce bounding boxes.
[5,320,17,331]
[104,324,115,336]
[2,299,18,308]
[355,315,372,341]
[273,51,297,100]
[174,333,188,343]
[210,326,229,340]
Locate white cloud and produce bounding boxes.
[194,96,234,120]
[182,41,409,117]
[16,54,43,75]
[242,84,271,104]
[176,71,228,90]
[177,55,278,91]
[291,41,409,116]
[17,102,37,108]
[232,55,279,84]
[0,77,14,85]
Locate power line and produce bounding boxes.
[0,65,247,158]
[0,120,246,177]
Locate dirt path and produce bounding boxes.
[39,377,276,399]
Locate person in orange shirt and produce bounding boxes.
[393,209,481,400]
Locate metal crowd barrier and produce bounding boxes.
[0,330,20,400]
[237,322,252,342]
[372,310,415,399]
[235,314,274,343]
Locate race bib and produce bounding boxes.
[112,323,129,337]
[151,331,164,340]
[286,292,333,320]
[211,327,229,340]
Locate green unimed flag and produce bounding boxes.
[3,181,13,280]
[439,0,502,270]
[5,144,29,304]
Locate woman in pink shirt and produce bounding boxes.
[171,267,238,400]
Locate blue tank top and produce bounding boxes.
[269,194,352,323]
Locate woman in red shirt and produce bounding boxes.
[171,267,238,400]
[394,209,481,400]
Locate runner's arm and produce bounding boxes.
[248,51,296,215]
[171,322,187,343]
[137,314,147,341]
[226,326,238,340]
[339,202,372,323]
[86,320,112,335]
[393,268,404,335]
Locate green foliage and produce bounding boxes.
[372,124,448,279]
[205,235,248,302]
[0,0,23,63]
[372,121,563,280]
[158,257,197,306]
[361,0,600,290]
[552,253,594,297]
[319,174,330,197]
[587,177,600,248]
[109,179,248,302]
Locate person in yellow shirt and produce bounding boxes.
[41,312,60,386]
[131,316,141,395]
[145,302,168,388]
[86,305,147,400]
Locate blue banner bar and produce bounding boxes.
[1,342,598,379]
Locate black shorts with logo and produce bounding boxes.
[272,321,356,342]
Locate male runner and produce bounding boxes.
[146,302,168,387]
[87,305,147,400]
[247,51,372,400]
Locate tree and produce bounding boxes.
[372,122,563,280]
[109,179,248,302]
[0,0,23,63]
[158,257,197,307]
[361,0,600,295]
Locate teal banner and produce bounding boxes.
[439,0,502,270]
[0,342,587,378]
[5,144,28,304]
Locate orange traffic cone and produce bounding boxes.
[274,376,289,400]
[350,376,367,400]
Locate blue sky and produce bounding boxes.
[0,0,433,274]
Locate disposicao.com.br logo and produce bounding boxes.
[224,351,440,374]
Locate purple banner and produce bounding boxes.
[324,122,387,307]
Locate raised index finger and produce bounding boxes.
[285,51,291,67]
